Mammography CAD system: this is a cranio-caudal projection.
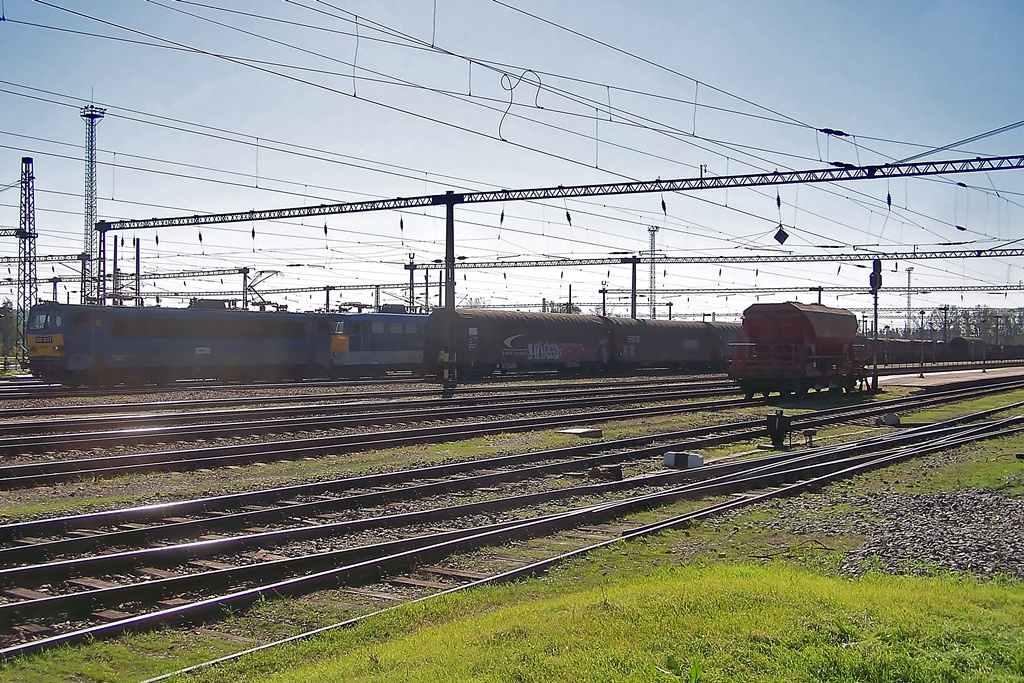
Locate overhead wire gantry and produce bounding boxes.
[96,153,1024,386]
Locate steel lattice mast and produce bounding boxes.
[17,157,37,354]
[81,105,105,305]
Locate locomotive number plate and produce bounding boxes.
[36,336,52,343]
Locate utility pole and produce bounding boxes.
[648,225,659,319]
[406,254,416,311]
[918,309,925,378]
[135,238,142,306]
[81,105,105,305]
[905,266,914,337]
[628,256,639,319]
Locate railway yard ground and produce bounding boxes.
[0,372,1022,682]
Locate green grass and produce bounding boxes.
[165,559,1024,683]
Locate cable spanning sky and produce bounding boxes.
[1,0,1023,324]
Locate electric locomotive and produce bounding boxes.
[26,301,331,386]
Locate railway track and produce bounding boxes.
[0,377,732,421]
[1,379,1021,490]
[2,390,1021,660]
[0,381,735,455]
[0,372,723,403]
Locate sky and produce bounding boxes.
[1,0,1023,329]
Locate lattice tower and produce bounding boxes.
[81,105,105,304]
[17,157,37,347]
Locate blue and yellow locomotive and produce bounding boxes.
[25,301,429,386]
[26,301,332,386]
[327,312,425,378]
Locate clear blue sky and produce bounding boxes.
[2,0,1023,326]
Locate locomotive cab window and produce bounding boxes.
[28,312,63,331]
[333,322,345,334]
[371,322,385,334]
[390,322,403,334]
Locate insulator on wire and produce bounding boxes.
[661,198,666,214]
[776,192,781,209]
[400,217,404,231]
[323,223,328,236]
[198,231,203,243]
[886,192,892,210]
[252,227,256,240]
[500,209,504,224]
[566,211,572,226]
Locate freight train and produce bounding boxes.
[422,308,744,378]
[729,302,868,398]
[25,302,745,386]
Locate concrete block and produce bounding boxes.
[664,452,704,469]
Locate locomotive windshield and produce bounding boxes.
[27,311,63,331]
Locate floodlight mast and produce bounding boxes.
[95,153,1024,390]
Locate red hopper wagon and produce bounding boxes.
[729,302,867,399]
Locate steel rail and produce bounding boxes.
[2,382,1018,568]
[6,413,1023,659]
[1,377,1020,491]
[4,404,1014,585]
[0,374,711,406]
[0,394,746,487]
[0,379,728,426]
[0,385,734,453]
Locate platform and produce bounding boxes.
[878,364,1024,390]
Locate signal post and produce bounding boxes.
[870,259,882,392]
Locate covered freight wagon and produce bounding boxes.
[605,318,734,370]
[423,309,610,377]
[729,302,866,398]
